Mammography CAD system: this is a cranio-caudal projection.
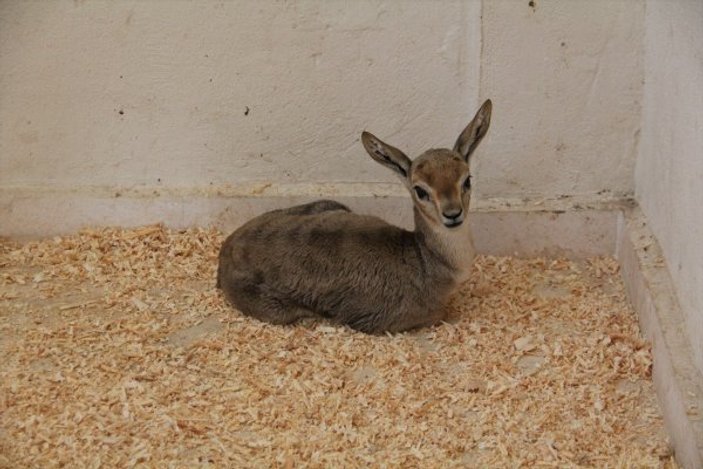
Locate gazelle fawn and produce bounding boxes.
[217,99,492,333]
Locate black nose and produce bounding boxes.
[442,208,463,220]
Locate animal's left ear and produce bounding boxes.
[453,99,492,162]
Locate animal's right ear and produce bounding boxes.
[361,131,412,180]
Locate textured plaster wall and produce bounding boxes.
[1,1,646,236]
[0,1,480,194]
[636,0,703,376]
[477,0,643,201]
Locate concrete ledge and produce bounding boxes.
[471,209,620,258]
[1,185,627,260]
[617,207,703,469]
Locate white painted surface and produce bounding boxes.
[478,0,643,200]
[635,0,703,377]
[0,1,480,191]
[0,1,647,236]
[618,208,703,469]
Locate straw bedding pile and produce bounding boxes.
[0,225,674,467]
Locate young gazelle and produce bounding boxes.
[217,100,492,333]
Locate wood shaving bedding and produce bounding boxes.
[0,225,675,467]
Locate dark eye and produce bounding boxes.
[413,186,430,201]
[462,175,472,191]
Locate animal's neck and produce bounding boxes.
[413,207,476,280]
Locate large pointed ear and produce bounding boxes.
[453,99,492,161]
[361,131,412,180]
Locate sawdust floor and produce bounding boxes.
[0,225,675,468]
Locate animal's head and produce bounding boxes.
[361,99,492,229]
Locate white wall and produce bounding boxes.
[0,1,479,196]
[636,0,703,376]
[1,1,647,237]
[478,0,643,201]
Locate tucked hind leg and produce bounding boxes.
[386,309,449,334]
[221,280,315,326]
